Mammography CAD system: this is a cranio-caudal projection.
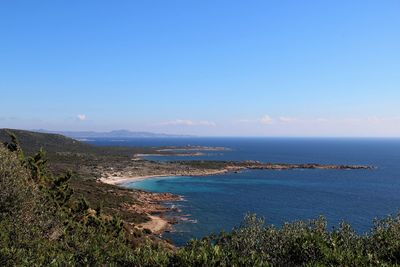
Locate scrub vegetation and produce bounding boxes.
[1,130,400,266]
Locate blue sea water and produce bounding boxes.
[86,137,400,246]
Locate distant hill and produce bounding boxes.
[0,128,176,159]
[0,128,95,155]
[34,129,193,139]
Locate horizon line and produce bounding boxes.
[1,127,400,139]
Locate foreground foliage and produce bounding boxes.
[1,133,400,266]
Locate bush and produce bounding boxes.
[0,145,55,266]
[2,134,400,266]
[0,137,141,265]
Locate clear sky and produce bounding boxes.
[1,1,399,137]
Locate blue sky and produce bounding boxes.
[1,1,399,136]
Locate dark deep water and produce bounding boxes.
[86,137,400,246]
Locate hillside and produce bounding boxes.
[0,129,174,173]
[0,128,166,157]
[2,131,400,265]
[0,129,167,229]
[35,129,193,138]
[0,128,94,155]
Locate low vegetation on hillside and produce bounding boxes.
[1,131,400,266]
[0,129,177,226]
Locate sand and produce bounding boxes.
[138,215,170,234]
[99,168,234,185]
[100,174,174,185]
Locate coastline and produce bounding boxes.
[100,174,177,185]
[100,162,373,186]
[139,215,171,234]
[99,168,237,235]
[100,168,234,185]
[99,161,373,236]
[119,189,182,235]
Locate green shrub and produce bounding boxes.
[0,135,140,266]
[2,134,400,266]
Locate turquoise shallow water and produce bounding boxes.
[88,138,400,246]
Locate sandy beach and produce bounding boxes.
[100,174,176,185]
[98,161,372,234]
[100,168,236,185]
[99,168,237,234]
[118,189,182,234]
[138,215,170,234]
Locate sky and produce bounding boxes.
[0,1,399,137]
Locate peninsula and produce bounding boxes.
[100,160,372,185]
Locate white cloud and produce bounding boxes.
[237,115,297,125]
[160,119,216,127]
[367,116,400,123]
[234,119,254,124]
[77,114,86,121]
[315,118,328,123]
[259,115,273,125]
[279,117,297,123]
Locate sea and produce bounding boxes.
[86,137,400,246]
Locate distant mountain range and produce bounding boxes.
[34,129,193,139]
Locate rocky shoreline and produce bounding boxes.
[237,162,374,170]
[101,161,373,185]
[121,190,182,234]
[100,160,373,235]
